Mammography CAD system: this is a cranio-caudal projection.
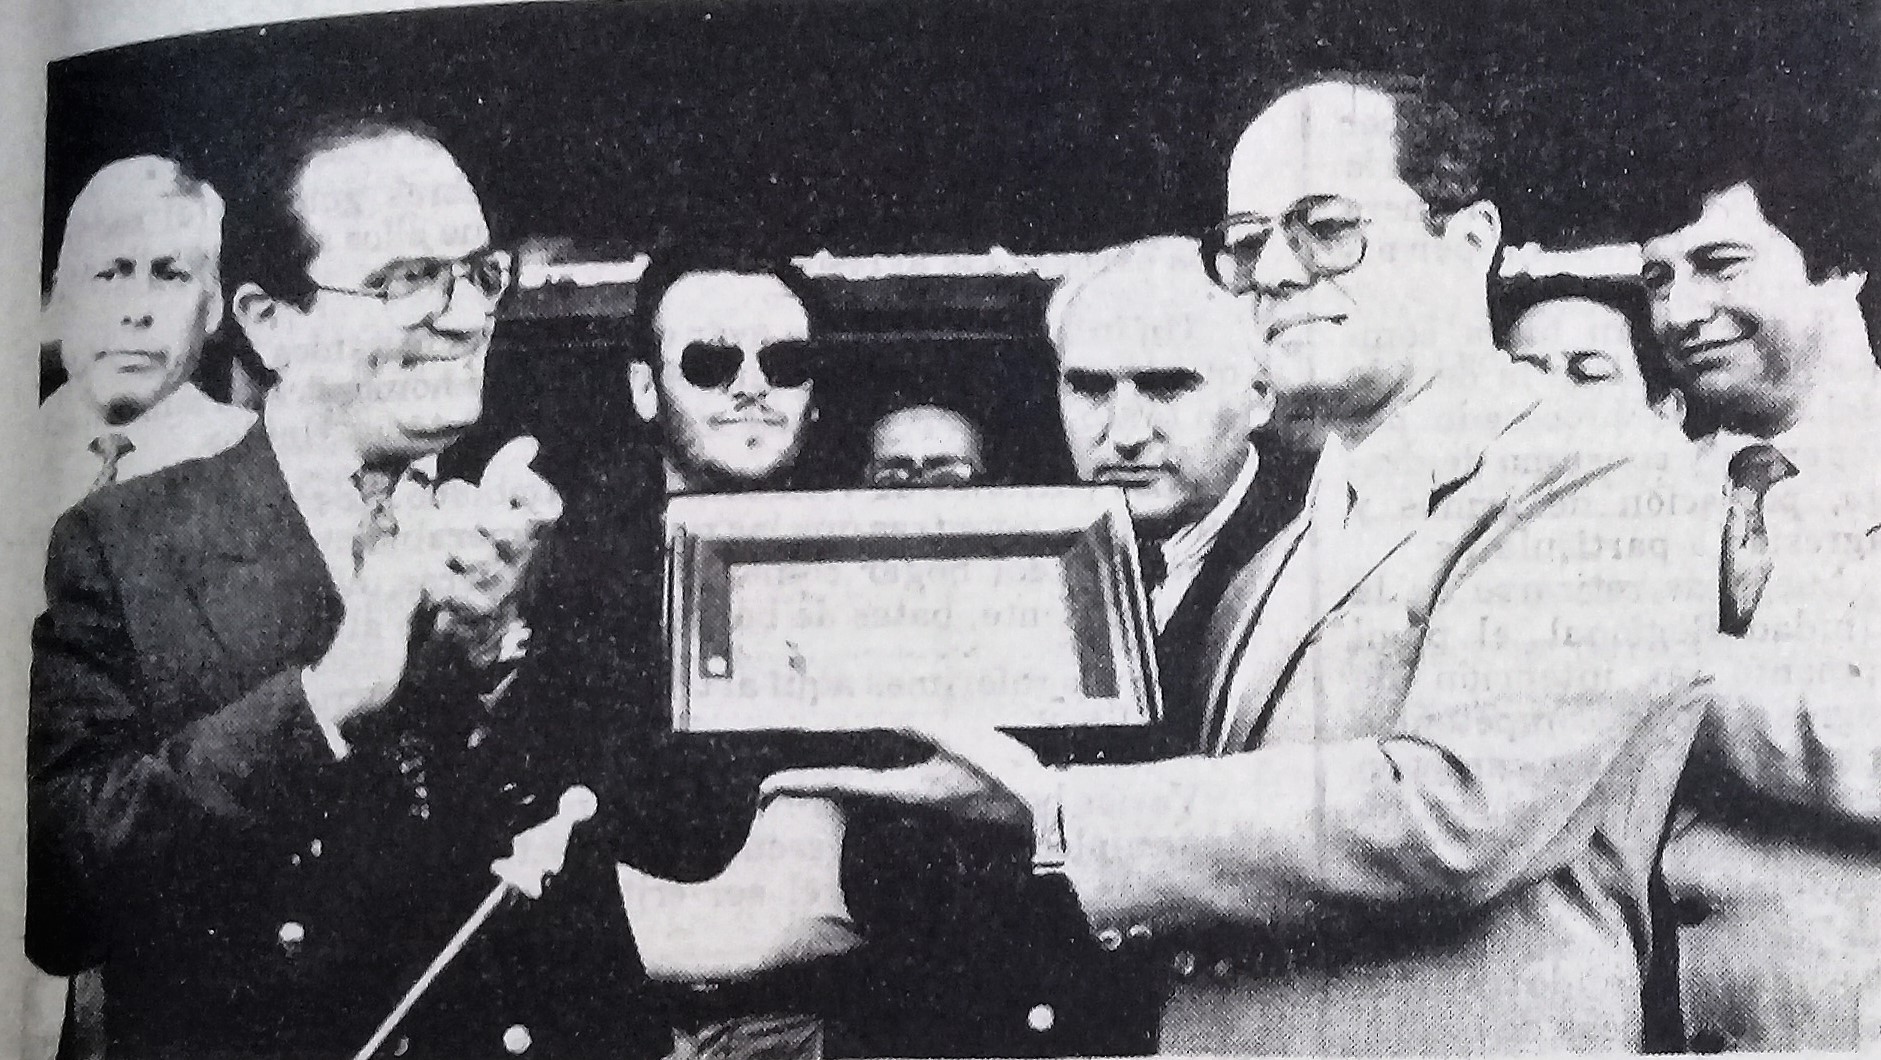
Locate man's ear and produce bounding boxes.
[1246,376,1278,434]
[231,283,290,374]
[1441,201,1503,269]
[203,286,227,337]
[628,359,660,424]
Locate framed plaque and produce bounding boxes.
[665,486,1160,734]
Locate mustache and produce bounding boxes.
[710,409,789,427]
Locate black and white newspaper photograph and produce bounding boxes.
[8,0,1881,1056]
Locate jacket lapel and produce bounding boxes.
[1206,374,1539,755]
[1212,491,1426,753]
[173,427,342,672]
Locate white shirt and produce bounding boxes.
[269,412,440,757]
[1152,447,1261,630]
[39,381,255,520]
[1698,373,1881,657]
[31,383,256,614]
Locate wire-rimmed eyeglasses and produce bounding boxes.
[314,247,515,328]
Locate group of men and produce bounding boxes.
[25,64,1881,1060]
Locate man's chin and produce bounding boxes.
[89,381,168,425]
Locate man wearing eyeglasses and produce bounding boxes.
[25,117,653,1059]
[863,405,987,489]
[765,71,1719,1053]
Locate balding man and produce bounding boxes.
[25,118,641,1060]
[29,154,256,1060]
[863,405,987,488]
[36,156,254,531]
[766,72,1718,1054]
[1048,236,1278,627]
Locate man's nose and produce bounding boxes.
[1103,386,1155,452]
[430,269,500,335]
[1252,230,1312,295]
[728,350,769,400]
[114,275,159,328]
[1656,276,1715,339]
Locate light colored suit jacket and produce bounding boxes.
[1666,378,1881,1051]
[1057,366,1718,1054]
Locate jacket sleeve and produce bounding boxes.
[1056,448,1718,936]
[1685,599,1881,830]
[27,507,345,973]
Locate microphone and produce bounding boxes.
[352,785,598,1060]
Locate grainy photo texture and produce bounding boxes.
[23,2,1881,1058]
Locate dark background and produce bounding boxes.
[41,0,1881,485]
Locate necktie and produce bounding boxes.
[1719,442,1798,636]
[88,432,135,494]
[351,465,403,573]
[1137,536,1169,594]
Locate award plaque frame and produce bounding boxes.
[664,486,1161,742]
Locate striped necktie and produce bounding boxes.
[1719,442,1798,636]
[88,432,135,494]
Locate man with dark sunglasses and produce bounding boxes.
[28,116,652,1059]
[628,250,822,494]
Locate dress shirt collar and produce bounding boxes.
[267,406,439,585]
[44,380,218,451]
[1332,356,1540,525]
[1159,444,1261,576]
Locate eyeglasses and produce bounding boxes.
[678,340,818,390]
[1201,196,1370,296]
[314,247,514,328]
[865,458,981,488]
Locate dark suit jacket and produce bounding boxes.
[527,447,1164,1057]
[28,426,659,1060]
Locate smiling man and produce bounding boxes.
[1639,137,1881,1051]
[37,156,255,520]
[25,118,617,1059]
[766,71,1718,1054]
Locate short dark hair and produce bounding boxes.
[1493,273,1677,406]
[1634,124,1879,285]
[628,244,829,365]
[1218,68,1495,228]
[224,114,450,312]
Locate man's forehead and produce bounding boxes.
[1513,298,1634,347]
[655,272,811,348]
[875,409,977,453]
[1227,82,1408,212]
[1642,182,1785,260]
[65,203,218,265]
[295,134,488,268]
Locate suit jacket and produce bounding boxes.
[28,425,657,1060]
[1663,387,1881,1051]
[1052,366,1719,1054]
[1156,446,1316,754]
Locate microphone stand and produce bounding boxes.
[351,785,598,1060]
